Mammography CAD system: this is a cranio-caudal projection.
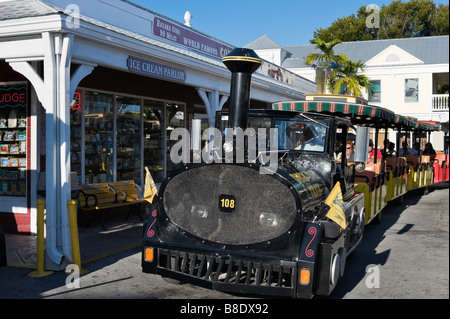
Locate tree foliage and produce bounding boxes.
[328,55,371,97]
[312,0,449,43]
[306,39,372,96]
[305,39,345,93]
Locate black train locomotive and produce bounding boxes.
[142,48,366,298]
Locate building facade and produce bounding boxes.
[0,0,316,269]
[246,35,449,149]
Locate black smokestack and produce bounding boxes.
[223,48,261,129]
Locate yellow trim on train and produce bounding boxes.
[354,155,435,225]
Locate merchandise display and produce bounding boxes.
[0,98,27,196]
[117,96,141,185]
[68,91,187,188]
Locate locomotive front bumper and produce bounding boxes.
[142,244,309,298]
[142,220,330,299]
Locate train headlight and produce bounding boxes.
[259,212,279,227]
[190,205,209,218]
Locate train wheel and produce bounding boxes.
[330,253,340,286]
[330,248,346,286]
[356,208,365,241]
[350,207,365,252]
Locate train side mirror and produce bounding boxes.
[354,126,370,171]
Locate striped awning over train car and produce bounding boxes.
[272,100,396,126]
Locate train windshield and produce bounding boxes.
[274,119,328,153]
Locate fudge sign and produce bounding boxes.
[0,85,27,108]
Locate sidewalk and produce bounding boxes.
[4,213,145,269]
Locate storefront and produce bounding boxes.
[0,0,315,269]
[72,88,186,187]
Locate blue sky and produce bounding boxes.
[132,0,449,47]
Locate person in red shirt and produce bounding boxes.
[368,139,382,162]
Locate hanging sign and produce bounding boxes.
[127,56,186,82]
[153,17,233,59]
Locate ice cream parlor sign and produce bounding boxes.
[127,56,186,82]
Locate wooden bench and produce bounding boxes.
[78,180,147,229]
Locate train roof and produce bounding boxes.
[272,95,441,132]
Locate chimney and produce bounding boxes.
[222,48,261,130]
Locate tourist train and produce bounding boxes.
[141,48,448,298]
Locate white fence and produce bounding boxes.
[432,94,449,111]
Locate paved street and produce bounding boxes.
[0,183,448,301]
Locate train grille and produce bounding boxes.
[157,248,296,295]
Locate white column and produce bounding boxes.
[196,88,229,128]
[7,32,96,269]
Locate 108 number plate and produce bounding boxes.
[218,194,236,213]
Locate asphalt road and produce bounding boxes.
[0,183,448,302]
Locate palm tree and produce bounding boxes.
[305,38,345,94]
[328,54,372,97]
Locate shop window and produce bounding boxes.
[143,100,164,183]
[166,103,185,177]
[84,92,114,184]
[0,83,27,197]
[116,96,142,185]
[70,90,82,185]
[368,80,381,103]
[70,91,186,187]
[405,78,419,102]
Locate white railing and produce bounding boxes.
[432,94,449,111]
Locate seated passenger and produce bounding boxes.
[345,140,355,162]
[399,141,417,156]
[335,140,354,162]
[381,139,391,158]
[368,139,382,163]
[388,142,397,156]
[422,142,436,155]
[414,142,422,155]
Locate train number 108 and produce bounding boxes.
[218,194,236,213]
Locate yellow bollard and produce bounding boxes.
[28,200,53,277]
[67,200,89,275]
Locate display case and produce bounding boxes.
[69,90,187,188]
[116,96,141,185]
[166,102,185,177]
[0,83,27,197]
[84,92,114,184]
[143,99,164,183]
